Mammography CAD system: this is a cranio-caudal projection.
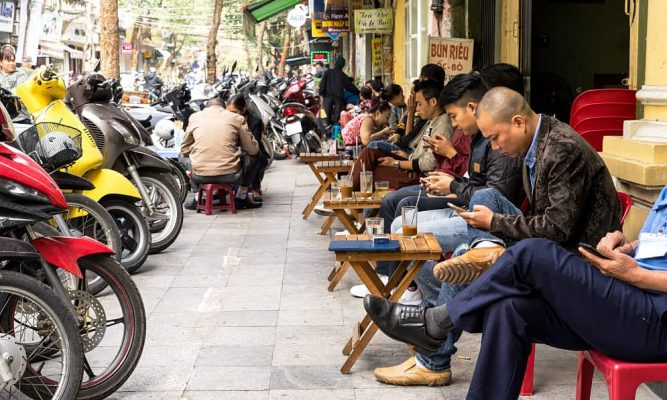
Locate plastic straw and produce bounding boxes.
[412,190,422,226]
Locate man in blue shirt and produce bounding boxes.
[363,186,667,398]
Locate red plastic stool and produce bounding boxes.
[195,183,237,215]
[520,344,536,396]
[576,350,667,399]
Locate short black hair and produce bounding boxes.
[381,84,403,101]
[420,64,446,85]
[227,94,246,110]
[207,98,225,108]
[315,61,324,67]
[359,86,373,100]
[414,79,444,102]
[368,100,392,114]
[370,80,384,93]
[439,72,487,107]
[480,63,524,94]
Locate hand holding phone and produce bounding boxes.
[447,202,468,213]
[578,242,611,260]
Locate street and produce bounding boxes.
[112,159,659,400]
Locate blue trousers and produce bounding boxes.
[466,188,521,248]
[446,238,667,400]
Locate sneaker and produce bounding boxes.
[314,205,335,216]
[374,357,451,386]
[350,274,389,298]
[335,230,350,236]
[433,245,505,284]
[398,286,423,306]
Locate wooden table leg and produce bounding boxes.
[307,161,326,184]
[319,215,336,235]
[327,261,350,292]
[302,175,334,219]
[334,209,362,234]
[341,322,379,374]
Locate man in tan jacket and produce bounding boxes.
[181,98,260,209]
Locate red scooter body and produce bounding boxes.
[282,77,321,117]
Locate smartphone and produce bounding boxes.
[419,177,430,184]
[447,202,468,213]
[578,242,611,260]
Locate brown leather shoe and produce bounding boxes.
[433,246,506,284]
[374,357,451,386]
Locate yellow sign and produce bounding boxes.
[354,9,393,34]
[427,37,474,80]
[371,38,383,76]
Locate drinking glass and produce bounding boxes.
[365,217,384,237]
[375,181,389,199]
[401,206,418,238]
[360,171,373,198]
[338,175,353,199]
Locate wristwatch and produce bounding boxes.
[394,160,400,169]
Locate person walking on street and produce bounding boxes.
[319,55,360,128]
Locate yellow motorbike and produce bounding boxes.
[15,65,151,271]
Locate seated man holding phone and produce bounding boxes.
[364,184,667,398]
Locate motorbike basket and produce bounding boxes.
[18,122,83,171]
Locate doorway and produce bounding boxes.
[523,0,629,123]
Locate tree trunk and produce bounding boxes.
[255,21,265,74]
[129,22,142,71]
[100,0,120,78]
[277,25,289,77]
[206,0,224,84]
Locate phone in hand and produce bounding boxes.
[447,202,468,213]
[419,177,430,184]
[578,242,611,260]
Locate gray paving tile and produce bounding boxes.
[355,388,445,400]
[182,391,269,400]
[203,326,277,346]
[277,309,344,326]
[269,366,352,390]
[149,311,278,327]
[195,345,274,367]
[187,366,272,391]
[119,366,191,391]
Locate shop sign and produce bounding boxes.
[354,9,392,34]
[0,2,14,33]
[40,12,63,42]
[311,0,348,38]
[321,0,349,33]
[371,37,382,76]
[287,5,307,28]
[427,37,474,80]
[121,41,132,51]
[310,50,330,65]
[352,0,374,8]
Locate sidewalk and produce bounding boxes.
[114,159,660,399]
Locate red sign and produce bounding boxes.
[121,42,132,51]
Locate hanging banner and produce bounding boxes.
[371,37,382,77]
[321,0,349,33]
[311,0,348,38]
[0,1,15,33]
[40,11,63,42]
[427,37,474,80]
[354,9,393,34]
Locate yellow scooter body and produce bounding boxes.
[14,66,141,202]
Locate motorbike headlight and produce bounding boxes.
[0,178,49,203]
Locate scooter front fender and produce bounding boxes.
[126,147,172,172]
[81,168,141,202]
[31,236,114,279]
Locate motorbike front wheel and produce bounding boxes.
[0,270,84,400]
[102,199,151,274]
[137,172,184,254]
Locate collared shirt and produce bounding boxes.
[1,69,27,91]
[636,185,667,271]
[523,114,542,194]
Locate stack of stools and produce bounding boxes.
[195,183,237,215]
[570,89,636,151]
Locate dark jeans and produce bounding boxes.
[251,154,269,190]
[446,238,667,399]
[323,96,344,128]
[466,188,521,248]
[191,154,260,192]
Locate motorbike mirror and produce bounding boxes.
[255,66,259,72]
[231,61,237,73]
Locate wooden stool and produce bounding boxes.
[196,183,237,215]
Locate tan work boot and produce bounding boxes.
[433,246,505,284]
[374,357,452,386]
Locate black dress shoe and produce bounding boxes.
[364,295,445,355]
[252,195,263,203]
[235,197,262,210]
[184,199,197,210]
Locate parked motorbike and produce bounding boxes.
[14,65,151,272]
[2,114,146,399]
[67,73,184,254]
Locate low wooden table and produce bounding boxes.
[320,191,382,235]
[301,159,352,220]
[330,233,442,374]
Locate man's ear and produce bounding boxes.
[467,102,477,114]
[512,114,526,128]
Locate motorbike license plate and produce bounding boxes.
[285,121,302,136]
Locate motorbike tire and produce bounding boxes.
[138,172,184,254]
[62,193,123,295]
[75,255,146,400]
[270,130,288,160]
[167,159,190,204]
[102,200,150,274]
[0,270,84,400]
[261,134,274,168]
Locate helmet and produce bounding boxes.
[154,119,175,141]
[37,132,79,165]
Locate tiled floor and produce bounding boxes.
[115,159,660,399]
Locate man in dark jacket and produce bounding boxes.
[434,87,621,284]
[319,55,359,127]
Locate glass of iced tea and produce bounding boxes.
[375,181,389,198]
[401,206,418,238]
[339,175,353,199]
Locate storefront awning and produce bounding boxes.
[243,0,303,23]
[38,41,65,59]
[65,46,85,60]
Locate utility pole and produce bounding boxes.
[206,0,224,83]
[99,0,120,78]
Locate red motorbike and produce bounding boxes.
[279,76,324,155]
[0,101,146,399]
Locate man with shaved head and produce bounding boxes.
[431,86,622,283]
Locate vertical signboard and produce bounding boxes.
[427,37,474,80]
[371,37,382,77]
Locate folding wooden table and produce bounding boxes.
[330,233,442,374]
[301,157,352,220]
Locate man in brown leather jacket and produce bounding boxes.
[433,87,622,284]
[181,98,260,210]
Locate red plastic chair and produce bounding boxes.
[579,129,624,152]
[571,89,636,118]
[573,117,628,133]
[195,183,237,215]
[570,103,635,129]
[520,192,633,396]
